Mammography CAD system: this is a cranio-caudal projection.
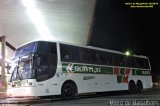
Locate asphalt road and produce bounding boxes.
[1,87,160,106]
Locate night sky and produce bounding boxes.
[89,0,160,74]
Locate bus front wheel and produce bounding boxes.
[61,82,76,99]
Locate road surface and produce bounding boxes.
[1,88,160,106]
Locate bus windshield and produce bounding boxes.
[10,55,34,81]
[15,42,37,58]
[10,41,58,82]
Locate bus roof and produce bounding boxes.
[16,40,149,59]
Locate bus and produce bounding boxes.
[7,40,152,99]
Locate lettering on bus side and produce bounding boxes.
[74,66,101,73]
[83,76,95,80]
[142,70,150,75]
[63,63,101,74]
[132,69,151,76]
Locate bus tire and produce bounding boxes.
[128,81,136,94]
[136,80,143,93]
[61,82,76,100]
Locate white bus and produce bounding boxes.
[7,40,152,99]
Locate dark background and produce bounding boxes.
[89,0,160,74]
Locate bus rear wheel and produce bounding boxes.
[61,82,76,100]
[129,81,136,94]
[137,81,143,93]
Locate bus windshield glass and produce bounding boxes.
[10,41,58,82]
[15,42,37,58]
[10,55,34,81]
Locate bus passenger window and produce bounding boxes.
[71,46,80,62]
[91,50,98,64]
[99,51,105,64]
[64,54,70,60]
[80,48,92,63]
[60,44,71,61]
[105,53,113,65]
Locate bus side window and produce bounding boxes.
[60,44,71,61]
[91,50,98,64]
[125,57,135,68]
[48,54,57,78]
[137,58,149,69]
[80,48,92,63]
[144,59,150,69]
[96,53,101,63]
[70,46,80,62]
[36,55,49,81]
[36,54,57,82]
[112,54,125,67]
[65,55,70,59]
[105,53,113,65]
[99,51,107,65]
[135,58,141,68]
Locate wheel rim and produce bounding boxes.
[64,86,73,97]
